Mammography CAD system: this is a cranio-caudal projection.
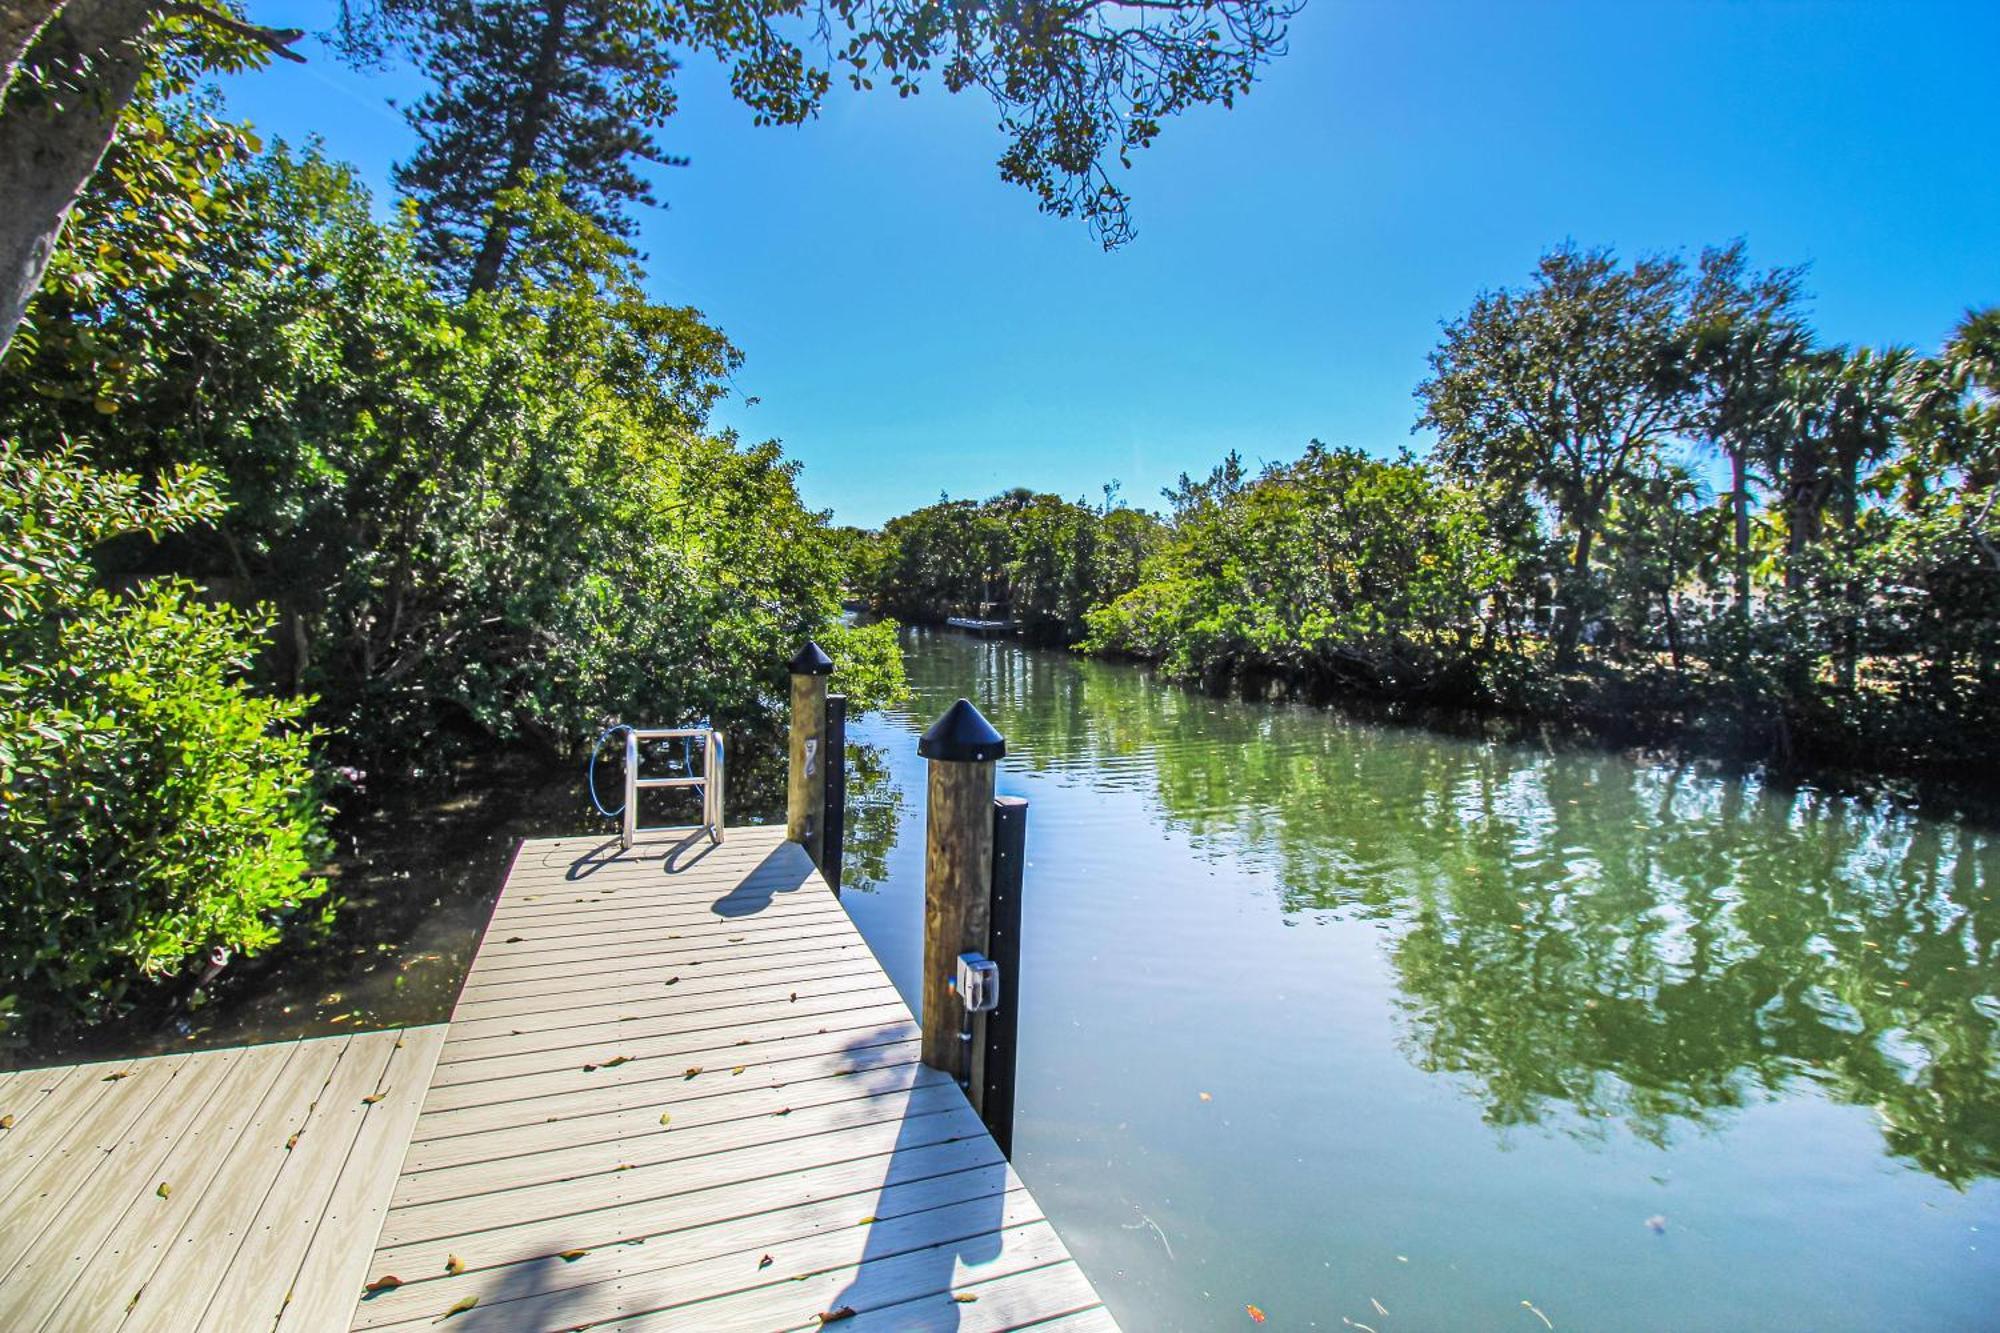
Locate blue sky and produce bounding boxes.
[223,0,2000,526]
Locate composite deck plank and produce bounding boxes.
[391,1079,968,1210]
[273,1025,447,1333]
[0,1053,192,1272]
[830,1259,1109,1332]
[33,1041,301,1333]
[608,1219,1078,1332]
[406,1035,927,1147]
[399,1056,945,1176]
[352,825,1112,1330]
[2,823,1112,1333]
[114,1036,351,1333]
[0,1047,244,1320]
[427,984,909,1083]
[352,1165,1025,1331]
[440,956,888,1040]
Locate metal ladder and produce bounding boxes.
[620,726,726,851]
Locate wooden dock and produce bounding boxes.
[0,1025,445,1331]
[1,825,1115,1331]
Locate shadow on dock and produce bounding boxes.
[709,844,809,918]
[822,1030,1005,1328]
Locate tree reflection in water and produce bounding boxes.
[887,629,2000,1188]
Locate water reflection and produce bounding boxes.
[839,740,906,894]
[876,629,2000,1188]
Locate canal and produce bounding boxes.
[838,627,2000,1331]
[31,623,1996,1329]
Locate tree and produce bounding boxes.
[2,122,903,764]
[1418,245,1690,665]
[0,443,325,1036]
[1,0,1298,354]
[390,0,685,292]
[1683,241,1812,640]
[0,0,300,356]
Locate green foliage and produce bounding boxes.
[3,120,901,769]
[869,246,1995,782]
[0,444,325,1036]
[1084,445,1514,695]
[858,488,1162,643]
[388,0,687,290]
[340,0,1295,249]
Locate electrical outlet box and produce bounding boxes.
[954,951,1000,1014]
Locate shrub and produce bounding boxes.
[0,444,325,1036]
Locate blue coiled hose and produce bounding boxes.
[586,724,632,818]
[587,723,703,818]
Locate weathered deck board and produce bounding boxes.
[1,824,1114,1331]
[0,1026,443,1333]
[354,825,1115,1332]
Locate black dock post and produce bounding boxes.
[980,794,1027,1158]
[821,693,848,893]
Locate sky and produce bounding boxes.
[221,0,2000,527]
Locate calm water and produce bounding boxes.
[838,628,2000,1331]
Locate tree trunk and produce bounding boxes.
[1729,447,1751,624]
[1,0,69,97]
[0,0,154,359]
[1554,524,1594,668]
[466,0,570,294]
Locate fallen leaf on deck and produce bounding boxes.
[558,1249,590,1262]
[361,1275,402,1297]
[953,1292,978,1303]
[445,1255,464,1275]
[285,1133,300,1150]
[362,1092,386,1104]
[1,1114,14,1130]
[790,992,798,1002]
[665,977,680,985]
[729,936,744,943]
[732,1066,746,1076]
[438,1295,479,1321]
[505,936,524,944]
[817,1308,856,1325]
[156,1181,171,1199]
[857,1215,876,1225]
[659,1112,672,1126]
[758,1254,773,1269]
[103,1071,130,1082]
[684,1067,702,1079]
[1247,1305,1266,1323]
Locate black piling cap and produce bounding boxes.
[917,698,1005,762]
[788,640,834,676]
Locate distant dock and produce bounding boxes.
[943,617,1016,637]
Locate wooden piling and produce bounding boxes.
[786,641,832,865]
[917,698,1005,1087]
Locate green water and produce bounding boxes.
[840,627,2000,1331]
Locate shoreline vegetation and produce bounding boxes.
[850,249,1999,809]
[6,0,1287,1043]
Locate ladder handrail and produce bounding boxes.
[622,725,725,851]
